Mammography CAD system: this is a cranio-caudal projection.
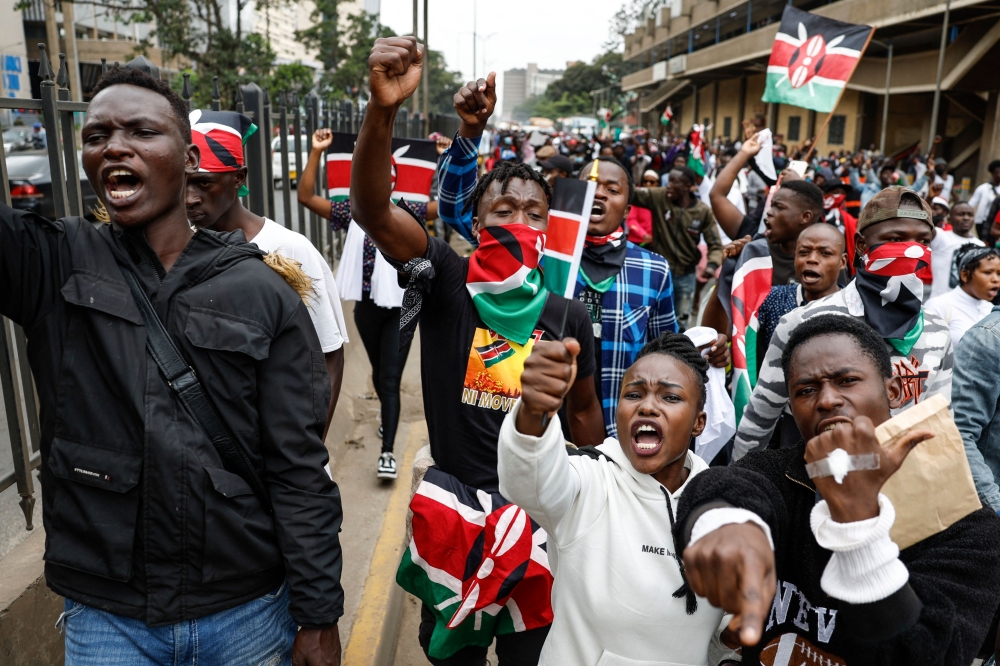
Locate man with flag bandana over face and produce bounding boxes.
[350,37,604,665]
[733,187,954,460]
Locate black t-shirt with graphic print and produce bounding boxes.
[418,236,596,492]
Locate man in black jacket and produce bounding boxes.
[0,67,343,664]
[677,314,1000,665]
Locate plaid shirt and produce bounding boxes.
[436,133,480,245]
[577,244,677,437]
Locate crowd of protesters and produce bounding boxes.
[6,34,1000,666]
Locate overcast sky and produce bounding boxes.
[376,0,624,117]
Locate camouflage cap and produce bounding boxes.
[857,186,934,234]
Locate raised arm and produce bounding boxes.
[711,133,761,238]
[350,37,430,262]
[298,129,333,220]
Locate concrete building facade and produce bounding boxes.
[621,0,1000,187]
[502,63,565,120]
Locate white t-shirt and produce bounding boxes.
[250,218,348,353]
[925,285,995,346]
[930,229,984,299]
[969,181,1000,225]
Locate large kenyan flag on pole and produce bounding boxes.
[543,178,597,298]
[762,6,873,113]
[396,467,554,660]
[326,132,438,202]
[716,240,773,424]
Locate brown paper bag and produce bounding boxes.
[876,394,982,550]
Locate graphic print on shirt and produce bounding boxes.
[462,328,544,413]
[758,633,845,666]
[894,354,929,404]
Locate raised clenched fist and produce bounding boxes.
[368,36,424,111]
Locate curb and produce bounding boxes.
[342,421,427,666]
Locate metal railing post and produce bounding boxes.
[38,45,69,219]
[263,88,275,218]
[58,54,83,218]
[211,76,221,111]
[0,322,37,530]
[182,73,193,112]
[305,91,319,249]
[279,92,293,230]
[240,83,270,218]
[292,93,306,236]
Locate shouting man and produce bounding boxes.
[0,66,344,664]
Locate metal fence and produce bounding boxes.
[0,47,460,534]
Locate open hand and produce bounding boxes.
[515,338,579,436]
[739,132,763,158]
[292,625,342,666]
[312,128,333,154]
[684,522,776,646]
[804,416,932,523]
[454,72,497,137]
[368,37,424,110]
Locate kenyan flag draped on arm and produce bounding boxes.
[686,124,706,177]
[762,6,873,113]
[542,178,597,298]
[715,241,773,424]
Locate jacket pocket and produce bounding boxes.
[202,466,282,583]
[596,651,692,666]
[45,438,142,581]
[184,307,272,360]
[60,269,142,325]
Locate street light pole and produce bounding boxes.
[472,0,477,80]
[423,0,429,135]
[880,41,892,154]
[412,0,420,114]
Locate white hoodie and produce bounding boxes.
[498,401,728,666]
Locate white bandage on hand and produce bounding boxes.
[805,448,880,484]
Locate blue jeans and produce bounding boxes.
[673,272,697,330]
[60,582,298,666]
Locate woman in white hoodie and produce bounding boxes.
[499,332,746,665]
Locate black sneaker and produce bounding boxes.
[377,452,397,480]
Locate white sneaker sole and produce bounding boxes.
[377,469,398,480]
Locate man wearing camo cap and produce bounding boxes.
[734,186,954,459]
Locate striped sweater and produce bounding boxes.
[733,280,954,460]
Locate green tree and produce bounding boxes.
[512,50,625,123]
[425,48,465,114]
[295,0,344,73]
[270,62,316,97]
[173,32,276,109]
[315,11,396,98]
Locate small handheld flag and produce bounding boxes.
[327,132,438,202]
[661,104,673,127]
[543,175,597,299]
[687,125,706,177]
[762,6,873,113]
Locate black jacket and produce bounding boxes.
[675,444,1000,665]
[0,203,344,628]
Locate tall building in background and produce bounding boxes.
[255,0,322,70]
[502,63,565,121]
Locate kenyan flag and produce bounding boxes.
[542,178,596,298]
[476,340,517,368]
[326,132,438,202]
[762,6,873,113]
[716,240,773,424]
[687,124,706,177]
[396,467,554,659]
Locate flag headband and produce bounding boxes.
[189,109,258,196]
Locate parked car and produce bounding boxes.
[3,128,32,154]
[6,152,99,220]
[271,136,309,188]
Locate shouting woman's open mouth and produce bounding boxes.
[630,419,664,457]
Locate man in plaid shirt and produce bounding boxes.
[439,133,727,436]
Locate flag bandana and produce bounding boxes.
[823,192,847,211]
[189,109,257,196]
[762,6,873,113]
[581,226,627,293]
[326,132,438,202]
[543,178,597,298]
[396,467,553,659]
[466,224,548,345]
[716,240,774,424]
[855,241,931,341]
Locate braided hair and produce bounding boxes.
[581,156,635,203]
[635,331,709,409]
[463,160,552,217]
